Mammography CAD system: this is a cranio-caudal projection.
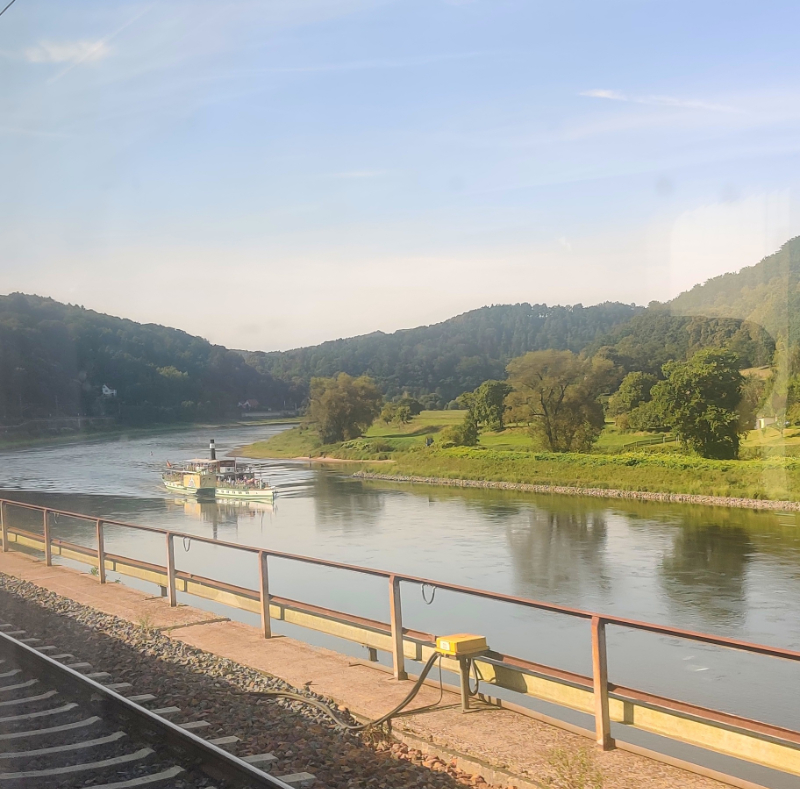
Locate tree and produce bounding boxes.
[394,404,412,424]
[306,373,383,443]
[441,411,479,446]
[473,380,512,430]
[607,372,657,417]
[380,402,396,424]
[396,395,423,416]
[505,350,617,452]
[650,349,744,459]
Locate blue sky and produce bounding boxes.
[1,0,799,350]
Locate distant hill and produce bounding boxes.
[588,309,775,374]
[5,237,790,426]
[670,236,800,343]
[0,294,299,425]
[247,302,643,403]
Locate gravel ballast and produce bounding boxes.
[0,574,511,789]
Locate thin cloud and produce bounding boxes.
[580,88,738,113]
[48,3,155,84]
[25,40,111,64]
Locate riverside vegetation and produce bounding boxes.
[243,409,800,502]
[243,335,800,502]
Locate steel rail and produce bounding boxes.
[5,497,800,663]
[0,629,293,788]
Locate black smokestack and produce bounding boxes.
[209,439,216,460]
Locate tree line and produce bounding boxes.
[305,346,766,460]
[0,294,302,426]
[248,302,774,405]
[0,291,778,444]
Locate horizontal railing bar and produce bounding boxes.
[4,498,800,664]
[604,617,800,662]
[609,683,800,749]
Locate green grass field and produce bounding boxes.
[242,411,800,501]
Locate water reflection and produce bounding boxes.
[312,473,384,531]
[661,521,752,628]
[506,506,609,600]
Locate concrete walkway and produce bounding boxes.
[0,550,731,789]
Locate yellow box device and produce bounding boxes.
[435,634,488,657]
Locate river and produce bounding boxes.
[1,424,798,785]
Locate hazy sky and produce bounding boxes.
[2,0,799,351]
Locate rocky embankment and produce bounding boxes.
[353,472,800,512]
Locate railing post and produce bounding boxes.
[259,551,271,638]
[166,533,177,607]
[43,509,52,566]
[591,615,613,750]
[96,519,106,584]
[1,501,7,553]
[389,575,407,681]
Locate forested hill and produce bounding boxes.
[587,309,775,374]
[247,302,642,402]
[0,294,299,425]
[670,236,800,343]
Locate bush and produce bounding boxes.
[440,413,479,446]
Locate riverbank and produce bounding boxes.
[242,420,800,504]
[353,470,800,512]
[357,448,800,504]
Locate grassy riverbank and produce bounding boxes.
[243,412,800,502]
[362,448,800,501]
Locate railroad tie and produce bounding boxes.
[277,772,317,788]
[104,682,133,692]
[243,753,277,772]
[179,720,211,731]
[208,735,240,747]
[126,694,156,703]
[151,706,181,717]
[84,765,185,789]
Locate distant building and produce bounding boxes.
[757,416,777,429]
[102,384,117,398]
[238,399,259,410]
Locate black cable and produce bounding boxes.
[468,657,483,697]
[0,0,17,19]
[251,651,443,731]
[421,583,437,605]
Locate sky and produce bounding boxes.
[2,0,800,351]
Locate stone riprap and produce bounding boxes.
[353,472,800,512]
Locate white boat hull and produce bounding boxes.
[215,487,275,500]
[162,480,216,497]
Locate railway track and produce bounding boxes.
[0,624,316,788]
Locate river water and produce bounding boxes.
[1,424,799,782]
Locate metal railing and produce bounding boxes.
[1,497,800,783]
